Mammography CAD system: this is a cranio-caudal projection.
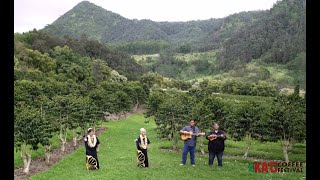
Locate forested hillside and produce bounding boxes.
[217,0,306,67]
[40,0,305,89]
[216,0,305,87]
[43,1,223,48]
[15,30,144,79]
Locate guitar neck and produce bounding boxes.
[192,132,205,136]
[209,134,223,137]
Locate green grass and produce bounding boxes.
[29,114,306,179]
[160,138,305,162]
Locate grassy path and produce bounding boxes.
[29,114,306,180]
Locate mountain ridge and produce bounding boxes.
[40,0,305,88]
[42,0,263,47]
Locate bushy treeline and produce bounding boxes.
[14,35,149,173]
[15,30,145,80]
[140,73,279,97]
[145,86,305,161]
[197,79,278,97]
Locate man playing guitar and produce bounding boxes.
[206,123,227,167]
[179,119,204,166]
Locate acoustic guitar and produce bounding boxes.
[208,134,224,141]
[180,132,205,140]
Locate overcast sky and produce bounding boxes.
[14,0,278,33]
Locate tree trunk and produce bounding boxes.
[20,144,32,174]
[134,100,139,112]
[72,130,77,149]
[23,154,31,174]
[60,141,66,152]
[21,152,31,174]
[73,136,77,148]
[282,139,291,163]
[243,146,250,158]
[60,133,67,152]
[283,148,289,163]
[72,133,83,149]
[283,144,289,163]
[60,127,67,152]
[44,145,51,165]
[243,134,252,158]
[45,152,50,165]
[199,135,205,155]
[171,116,177,150]
[173,136,178,150]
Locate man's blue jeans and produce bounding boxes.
[181,144,196,165]
[209,151,223,166]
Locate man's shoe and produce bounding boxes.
[192,164,196,166]
[179,163,185,166]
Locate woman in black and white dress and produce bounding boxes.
[84,128,100,169]
[135,128,151,167]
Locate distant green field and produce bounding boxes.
[132,51,217,63]
[196,60,294,85]
[132,51,298,89]
[175,51,217,62]
[132,54,160,64]
[29,114,306,180]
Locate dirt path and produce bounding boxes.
[14,127,107,180]
[104,106,146,121]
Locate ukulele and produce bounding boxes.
[208,134,224,141]
[180,132,205,140]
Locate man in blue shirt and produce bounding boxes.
[180,119,200,166]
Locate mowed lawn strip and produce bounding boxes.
[30,114,306,180]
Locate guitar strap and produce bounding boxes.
[192,126,196,139]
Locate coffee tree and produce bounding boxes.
[51,95,76,152]
[226,100,266,158]
[14,104,54,173]
[144,89,166,118]
[153,91,192,149]
[190,95,227,154]
[123,81,148,111]
[266,92,306,162]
